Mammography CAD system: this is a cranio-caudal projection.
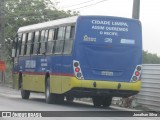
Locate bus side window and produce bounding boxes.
[46,29,54,54]
[13,35,18,57]
[30,32,35,55]
[40,30,48,54]
[20,33,28,56]
[54,28,58,40]
[26,32,34,55]
[63,25,75,54]
[33,31,40,55]
[15,33,22,57]
[39,30,45,54]
[54,27,65,54]
[70,26,75,39]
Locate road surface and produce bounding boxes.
[0,84,157,120]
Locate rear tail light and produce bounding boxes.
[131,65,142,82]
[135,71,140,76]
[75,67,80,72]
[137,66,141,71]
[74,62,79,67]
[73,60,84,80]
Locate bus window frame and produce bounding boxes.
[40,30,49,55]
[33,31,41,55]
[63,25,75,55]
[20,33,28,56]
[54,27,66,55]
[17,23,76,57]
[30,32,35,55]
[26,32,34,56]
[46,29,55,54]
[14,33,22,57]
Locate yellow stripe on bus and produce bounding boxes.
[13,74,141,94]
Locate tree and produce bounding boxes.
[4,0,79,61]
[143,50,160,64]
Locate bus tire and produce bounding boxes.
[21,89,30,99]
[102,96,112,107]
[19,74,30,99]
[45,77,55,104]
[18,73,22,89]
[92,96,102,107]
[45,77,65,104]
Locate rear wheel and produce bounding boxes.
[92,96,112,107]
[45,77,55,104]
[18,73,22,89]
[19,74,30,99]
[21,90,30,99]
[45,77,64,104]
[102,96,112,107]
[92,96,103,107]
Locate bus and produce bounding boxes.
[12,15,142,107]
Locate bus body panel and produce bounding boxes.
[13,71,141,95]
[14,55,74,93]
[74,16,142,82]
[12,15,142,98]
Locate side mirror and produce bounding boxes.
[12,49,16,58]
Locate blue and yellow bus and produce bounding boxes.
[12,15,142,107]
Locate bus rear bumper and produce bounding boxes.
[45,74,142,95]
[65,88,139,98]
[64,78,141,97]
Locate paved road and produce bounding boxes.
[0,84,157,120]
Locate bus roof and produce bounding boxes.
[18,16,78,33]
[17,15,140,33]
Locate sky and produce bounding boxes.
[54,0,160,56]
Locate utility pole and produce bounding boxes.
[132,0,140,19]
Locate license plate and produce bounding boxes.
[101,71,113,76]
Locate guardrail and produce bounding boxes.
[136,64,160,111]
